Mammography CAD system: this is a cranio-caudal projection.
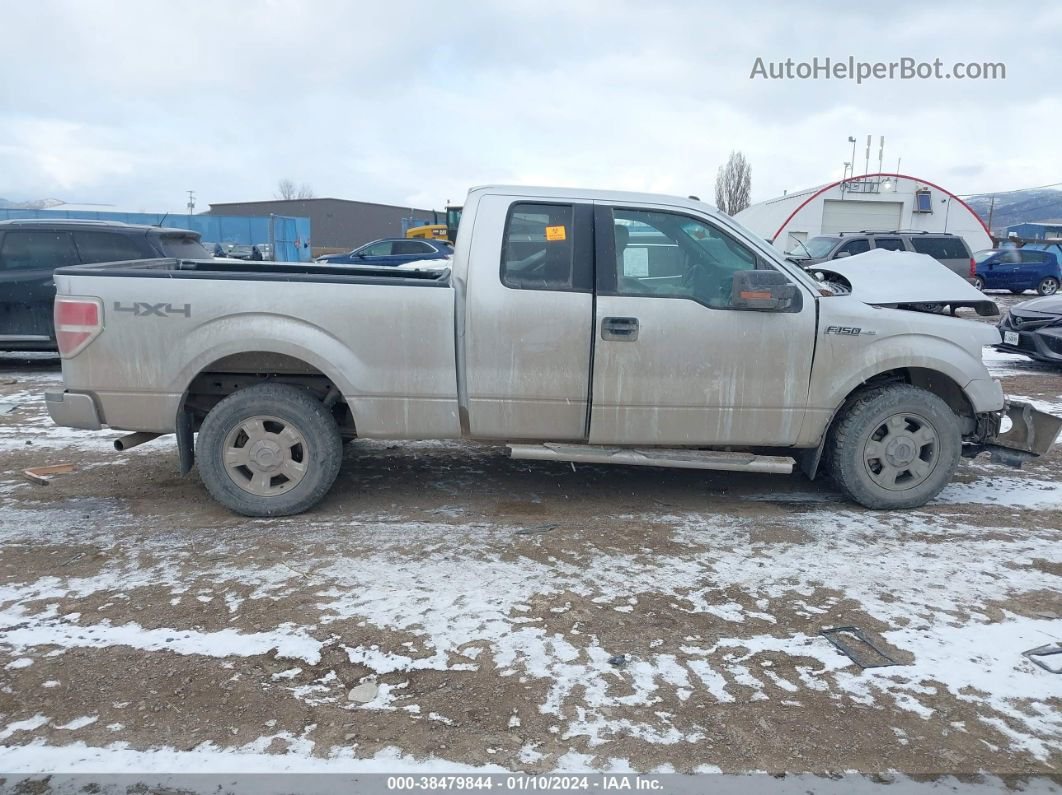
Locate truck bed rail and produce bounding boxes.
[54,257,451,287]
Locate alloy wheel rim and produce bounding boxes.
[1042,278,1059,295]
[223,415,308,496]
[862,412,939,491]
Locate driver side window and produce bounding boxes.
[612,209,759,308]
[362,242,393,256]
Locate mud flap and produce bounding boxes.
[176,409,195,475]
[967,401,1062,468]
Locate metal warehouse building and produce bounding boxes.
[207,197,441,252]
[1006,220,1062,240]
[735,173,992,255]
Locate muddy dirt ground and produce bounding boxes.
[0,295,1059,780]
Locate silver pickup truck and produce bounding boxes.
[46,186,1061,516]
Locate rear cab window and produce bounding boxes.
[501,203,591,291]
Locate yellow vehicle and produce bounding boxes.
[406,224,449,241]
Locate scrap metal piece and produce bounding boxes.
[1023,643,1062,674]
[990,401,1062,457]
[22,463,76,485]
[0,402,19,414]
[821,626,900,669]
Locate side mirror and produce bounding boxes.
[730,270,802,312]
[833,251,852,259]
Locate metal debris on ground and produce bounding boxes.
[0,402,19,414]
[821,626,901,669]
[514,523,558,535]
[22,463,77,485]
[1023,643,1062,674]
[608,654,628,668]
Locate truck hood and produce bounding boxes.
[814,250,998,315]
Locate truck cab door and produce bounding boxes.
[462,196,595,440]
[0,230,78,345]
[589,204,816,446]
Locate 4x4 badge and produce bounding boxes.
[114,302,191,318]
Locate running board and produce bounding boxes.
[507,443,794,474]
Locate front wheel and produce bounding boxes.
[196,383,343,516]
[1037,276,1059,296]
[826,384,961,509]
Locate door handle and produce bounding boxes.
[601,316,639,341]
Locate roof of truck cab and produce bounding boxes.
[469,185,720,214]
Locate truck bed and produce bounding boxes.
[55,257,451,287]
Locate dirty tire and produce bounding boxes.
[1037,276,1059,296]
[826,384,961,510]
[196,383,342,517]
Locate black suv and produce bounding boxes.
[0,219,211,351]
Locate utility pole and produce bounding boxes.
[186,190,196,216]
[864,134,871,178]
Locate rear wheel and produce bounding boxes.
[196,383,342,516]
[973,276,985,291]
[1037,276,1059,296]
[826,384,961,509]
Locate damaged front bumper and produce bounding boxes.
[964,400,1062,467]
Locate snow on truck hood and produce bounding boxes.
[813,250,997,314]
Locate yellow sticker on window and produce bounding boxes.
[545,225,567,241]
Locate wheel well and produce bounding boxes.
[855,368,975,428]
[182,352,355,437]
[797,366,975,480]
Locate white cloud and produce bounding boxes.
[0,0,1059,211]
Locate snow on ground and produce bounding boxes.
[0,343,1058,775]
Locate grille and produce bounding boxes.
[1005,313,1056,331]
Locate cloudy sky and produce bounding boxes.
[1,1,1060,212]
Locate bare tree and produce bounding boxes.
[275,179,315,200]
[275,178,297,200]
[713,151,752,215]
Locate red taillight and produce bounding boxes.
[55,297,103,357]
[969,257,976,277]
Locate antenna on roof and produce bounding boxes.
[156,212,169,227]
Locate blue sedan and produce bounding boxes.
[317,238,452,266]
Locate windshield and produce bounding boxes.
[973,249,998,264]
[789,236,839,258]
[160,235,211,258]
